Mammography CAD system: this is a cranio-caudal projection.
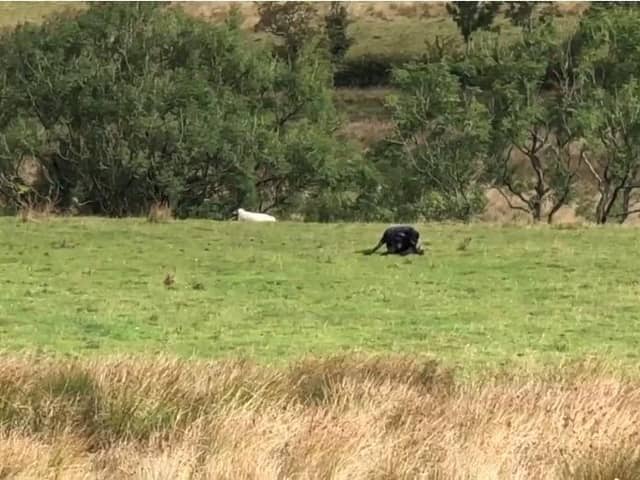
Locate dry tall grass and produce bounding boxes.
[0,354,638,479]
[339,118,394,148]
[16,199,58,223]
[147,201,174,223]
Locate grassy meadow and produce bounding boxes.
[1,217,639,371]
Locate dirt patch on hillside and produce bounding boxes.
[480,188,585,225]
[174,2,589,26]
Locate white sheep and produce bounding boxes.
[232,208,276,223]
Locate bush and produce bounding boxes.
[333,53,414,87]
[0,3,356,218]
[365,62,490,222]
[419,190,487,222]
[324,1,354,64]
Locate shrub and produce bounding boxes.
[0,3,356,219]
[333,53,414,87]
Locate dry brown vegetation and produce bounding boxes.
[174,2,448,26]
[338,118,394,149]
[174,2,589,25]
[16,198,58,223]
[478,189,584,226]
[1,1,590,29]
[0,354,638,479]
[147,201,174,223]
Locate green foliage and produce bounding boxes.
[2,2,639,224]
[254,1,320,62]
[573,6,640,223]
[324,2,353,65]
[577,78,640,223]
[0,2,356,219]
[462,22,585,223]
[445,1,500,46]
[0,116,48,207]
[333,53,413,88]
[382,62,490,221]
[574,5,640,90]
[504,2,556,32]
[419,190,487,222]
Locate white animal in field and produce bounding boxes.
[232,208,276,223]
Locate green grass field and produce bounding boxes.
[2,217,639,371]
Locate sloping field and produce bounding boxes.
[0,1,586,56]
[1,217,639,370]
[0,1,81,28]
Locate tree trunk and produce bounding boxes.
[595,189,611,224]
[530,152,546,223]
[547,190,570,224]
[595,183,623,224]
[619,187,633,224]
[531,197,542,222]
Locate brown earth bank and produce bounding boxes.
[0,354,639,479]
[174,2,589,24]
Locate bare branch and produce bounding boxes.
[276,102,304,129]
[503,176,533,211]
[611,208,640,218]
[495,186,531,214]
[584,153,604,185]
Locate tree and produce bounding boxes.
[0,2,354,219]
[504,2,555,32]
[574,5,640,90]
[375,62,490,221]
[0,117,49,210]
[254,2,320,62]
[324,2,353,64]
[578,80,640,223]
[573,6,640,223]
[475,24,585,223]
[585,1,640,16]
[445,1,500,50]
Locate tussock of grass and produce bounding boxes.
[16,200,57,223]
[456,236,472,251]
[163,272,176,289]
[147,201,173,223]
[0,354,638,478]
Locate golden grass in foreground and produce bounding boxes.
[0,355,639,479]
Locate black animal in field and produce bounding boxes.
[362,225,425,256]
